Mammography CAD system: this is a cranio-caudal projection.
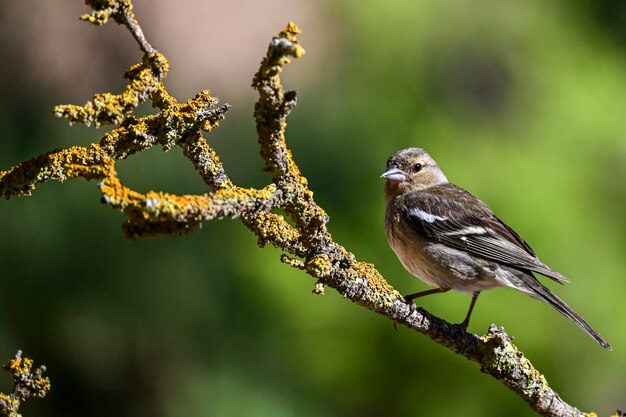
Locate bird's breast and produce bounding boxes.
[385,200,503,292]
[385,208,441,287]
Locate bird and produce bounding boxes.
[381,147,611,350]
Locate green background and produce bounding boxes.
[0,0,624,416]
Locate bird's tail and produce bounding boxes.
[519,274,611,350]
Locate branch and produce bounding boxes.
[81,0,156,54]
[248,25,591,416]
[0,2,609,416]
[53,53,168,127]
[0,351,50,417]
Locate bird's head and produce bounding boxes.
[381,147,448,200]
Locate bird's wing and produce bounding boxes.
[403,187,570,284]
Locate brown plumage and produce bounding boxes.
[382,147,611,350]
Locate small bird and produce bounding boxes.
[382,147,611,350]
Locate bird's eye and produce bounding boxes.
[413,163,423,172]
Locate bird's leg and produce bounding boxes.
[401,287,450,320]
[460,291,480,328]
[395,287,451,331]
[403,287,450,303]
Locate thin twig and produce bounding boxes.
[118,8,156,54]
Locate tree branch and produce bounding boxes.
[0,2,610,416]
[0,351,50,417]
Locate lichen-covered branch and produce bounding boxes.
[0,351,50,417]
[54,53,168,127]
[0,2,607,416]
[81,0,156,54]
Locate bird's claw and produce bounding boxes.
[407,301,417,317]
[402,298,418,319]
[393,299,418,332]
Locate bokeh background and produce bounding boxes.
[1,1,625,416]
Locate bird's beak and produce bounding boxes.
[380,166,406,182]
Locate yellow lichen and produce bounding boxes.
[478,327,550,401]
[306,254,332,277]
[0,353,50,417]
[313,281,325,295]
[246,212,302,252]
[81,0,132,25]
[277,22,306,58]
[54,53,169,127]
[351,262,403,308]
[252,22,306,91]
[2,82,229,201]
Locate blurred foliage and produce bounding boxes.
[0,0,625,416]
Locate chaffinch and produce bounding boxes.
[382,147,610,350]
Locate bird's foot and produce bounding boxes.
[403,298,418,316]
[456,323,469,339]
[455,317,472,339]
[401,299,418,321]
[453,322,472,351]
[393,298,418,332]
